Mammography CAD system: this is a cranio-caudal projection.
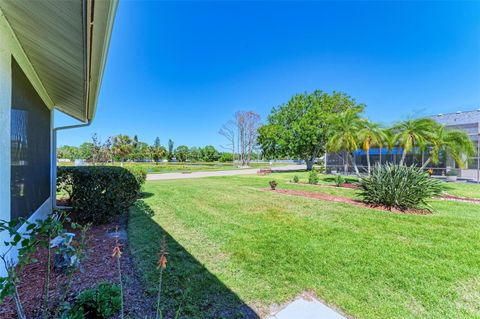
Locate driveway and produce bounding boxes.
[147,164,306,181]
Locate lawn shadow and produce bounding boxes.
[129,200,260,319]
[322,176,359,183]
[140,191,155,199]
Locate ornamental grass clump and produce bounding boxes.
[334,174,345,187]
[359,163,443,211]
[308,170,319,184]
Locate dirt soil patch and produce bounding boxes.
[266,188,431,215]
[0,215,156,319]
[440,193,480,204]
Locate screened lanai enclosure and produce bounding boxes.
[325,109,480,181]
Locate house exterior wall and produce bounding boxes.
[0,17,53,277]
[0,19,12,278]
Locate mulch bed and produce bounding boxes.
[265,188,431,215]
[440,193,480,204]
[0,215,156,319]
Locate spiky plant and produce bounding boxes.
[359,163,443,211]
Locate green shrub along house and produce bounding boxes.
[0,1,117,276]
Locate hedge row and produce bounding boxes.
[57,166,146,224]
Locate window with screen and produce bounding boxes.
[10,58,51,220]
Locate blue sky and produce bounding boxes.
[56,0,480,149]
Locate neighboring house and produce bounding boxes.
[0,0,117,276]
[431,110,480,180]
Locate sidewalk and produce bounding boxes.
[147,165,305,181]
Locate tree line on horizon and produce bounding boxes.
[57,135,244,164]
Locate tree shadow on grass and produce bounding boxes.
[128,200,260,319]
[322,176,359,183]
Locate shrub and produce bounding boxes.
[57,166,142,224]
[308,170,319,184]
[219,152,234,162]
[125,166,147,186]
[292,175,299,183]
[334,174,345,187]
[359,164,443,211]
[67,282,121,319]
[269,180,278,190]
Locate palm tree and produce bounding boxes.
[327,107,367,175]
[382,128,397,164]
[358,122,386,175]
[112,134,133,166]
[421,125,474,169]
[392,118,438,166]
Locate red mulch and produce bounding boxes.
[293,182,359,189]
[0,215,155,319]
[440,193,480,204]
[266,188,431,215]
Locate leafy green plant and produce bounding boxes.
[269,180,278,190]
[308,170,319,184]
[67,282,121,319]
[359,163,443,211]
[292,175,299,183]
[334,174,345,187]
[0,212,89,319]
[57,166,142,224]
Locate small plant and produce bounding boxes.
[269,180,278,190]
[111,227,124,319]
[308,170,319,184]
[292,175,299,183]
[359,163,443,211]
[156,236,168,319]
[334,174,345,187]
[67,282,121,319]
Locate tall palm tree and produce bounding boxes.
[327,107,367,175]
[112,134,133,166]
[392,118,438,166]
[358,122,386,175]
[381,128,397,164]
[421,125,474,169]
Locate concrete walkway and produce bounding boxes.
[266,297,346,319]
[147,164,305,181]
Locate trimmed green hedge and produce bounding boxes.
[57,166,145,224]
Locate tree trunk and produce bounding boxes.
[366,149,371,175]
[399,149,407,166]
[349,153,360,176]
[306,159,314,171]
[421,157,431,169]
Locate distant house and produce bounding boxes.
[0,1,117,275]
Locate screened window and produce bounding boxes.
[11,58,51,220]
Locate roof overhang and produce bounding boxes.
[0,0,118,122]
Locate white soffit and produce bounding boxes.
[0,0,117,122]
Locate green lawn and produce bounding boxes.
[59,161,289,174]
[443,181,480,199]
[128,173,480,318]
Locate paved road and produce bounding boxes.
[147,164,306,181]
